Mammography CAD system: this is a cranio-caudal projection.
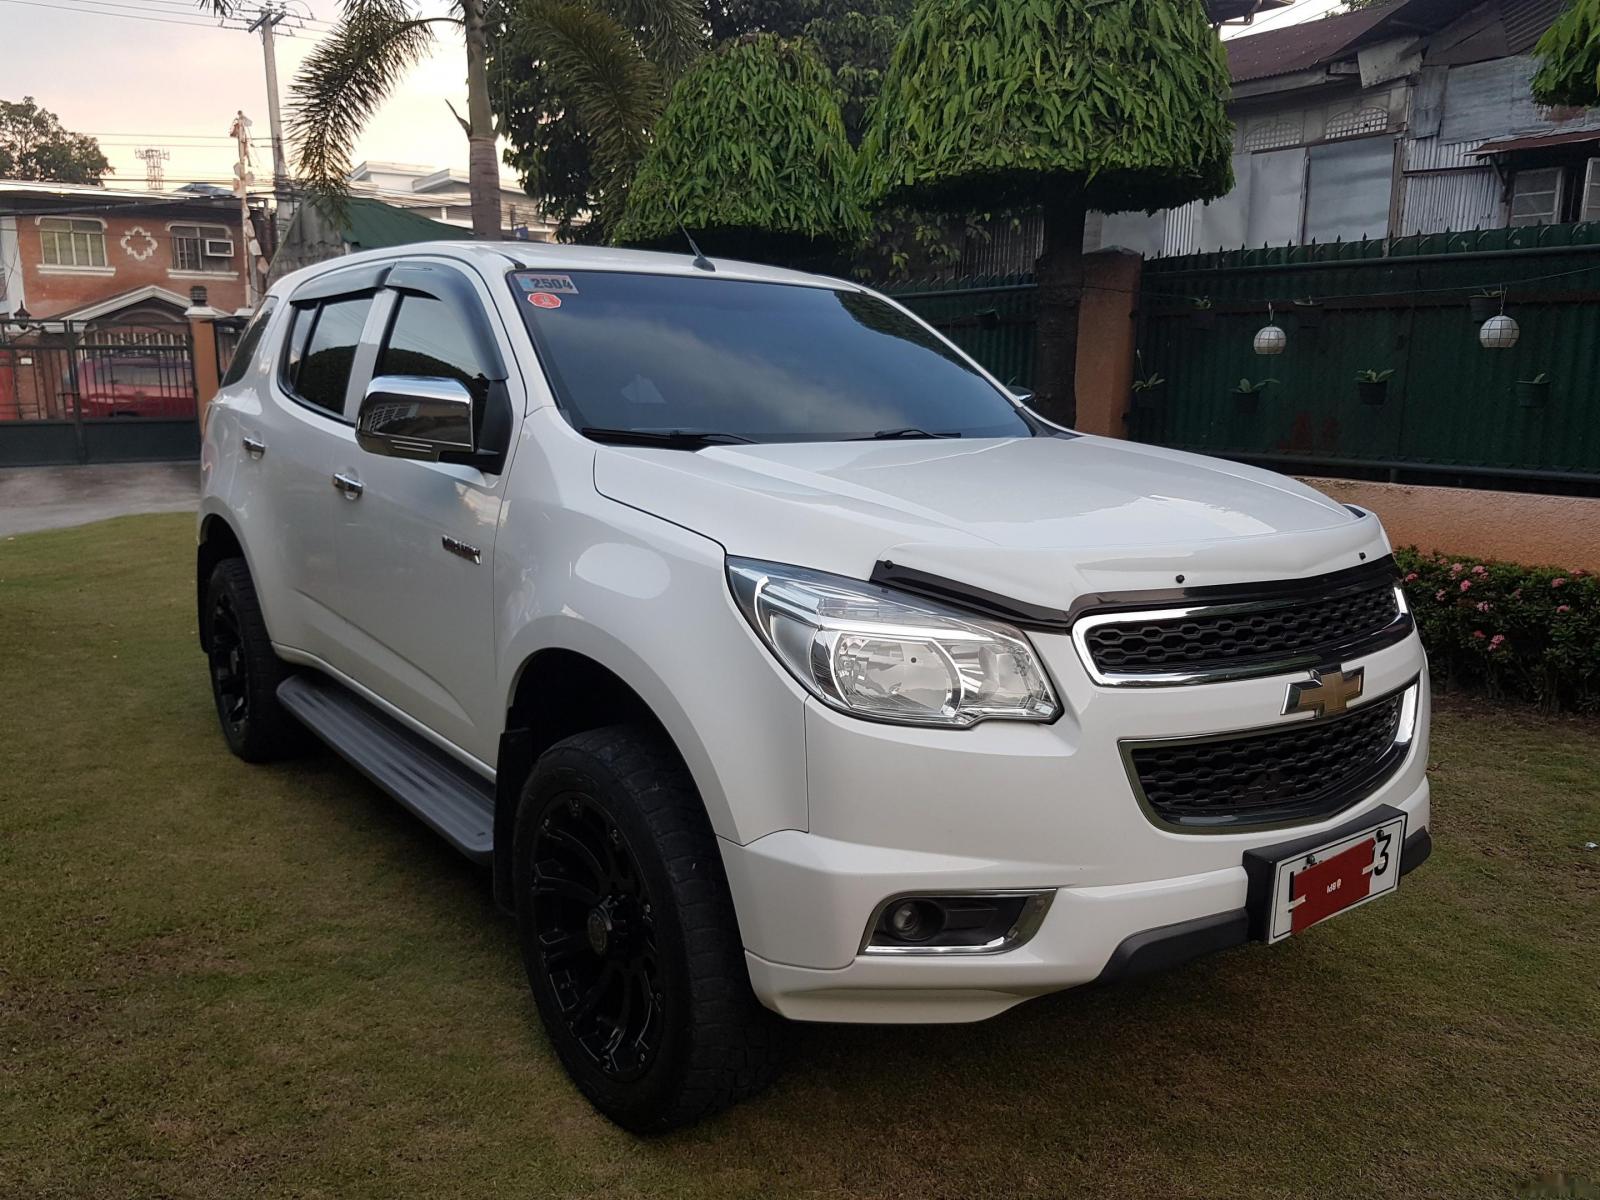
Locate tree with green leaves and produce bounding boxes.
[614,35,868,263]
[0,98,109,185]
[861,0,1234,425]
[1532,0,1600,105]
[487,0,705,242]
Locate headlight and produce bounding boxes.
[727,558,1060,728]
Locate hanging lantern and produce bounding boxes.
[1479,313,1520,350]
[1254,323,1287,355]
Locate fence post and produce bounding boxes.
[185,303,226,435]
[1073,249,1142,439]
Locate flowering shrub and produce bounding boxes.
[1396,549,1600,712]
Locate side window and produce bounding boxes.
[220,298,277,387]
[377,293,488,395]
[281,293,374,418]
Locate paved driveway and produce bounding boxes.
[0,462,199,537]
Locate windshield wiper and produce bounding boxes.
[579,426,755,449]
[857,427,962,440]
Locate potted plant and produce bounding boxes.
[1469,288,1505,323]
[1232,377,1275,415]
[1292,298,1323,330]
[1190,296,1217,330]
[1516,372,1551,408]
[1130,352,1165,411]
[1355,368,1394,406]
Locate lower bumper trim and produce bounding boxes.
[1094,825,1432,986]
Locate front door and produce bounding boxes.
[326,261,520,768]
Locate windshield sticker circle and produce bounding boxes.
[528,292,563,309]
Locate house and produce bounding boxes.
[267,196,474,283]
[1088,0,1597,257]
[347,161,558,241]
[0,179,253,329]
[955,0,1596,272]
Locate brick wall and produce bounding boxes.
[15,207,249,318]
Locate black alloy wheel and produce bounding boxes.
[203,558,306,762]
[208,588,251,739]
[530,791,664,1081]
[514,726,783,1132]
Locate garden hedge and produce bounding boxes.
[1395,548,1600,713]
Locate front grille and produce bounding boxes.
[1125,689,1410,829]
[1082,577,1402,680]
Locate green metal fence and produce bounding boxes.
[1132,223,1600,489]
[882,274,1037,390]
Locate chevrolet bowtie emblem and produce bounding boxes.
[1283,666,1365,718]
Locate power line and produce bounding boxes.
[0,0,231,26]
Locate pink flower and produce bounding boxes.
[1553,577,1568,588]
[1475,601,1491,612]
[1472,565,1487,576]
[1435,589,1447,601]
[1558,604,1572,614]
[1489,634,1506,651]
[1512,588,1523,599]
[1574,568,1589,578]
[1450,562,1464,575]
[1460,579,1473,592]
[1404,572,1419,583]
[1473,630,1486,639]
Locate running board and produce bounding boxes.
[277,673,495,864]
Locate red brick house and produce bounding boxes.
[1,179,251,328]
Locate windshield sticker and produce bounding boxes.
[516,273,579,295]
[527,292,563,310]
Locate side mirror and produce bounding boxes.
[357,375,476,462]
[1008,385,1035,404]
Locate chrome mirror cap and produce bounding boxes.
[357,375,476,461]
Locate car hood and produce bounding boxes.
[592,434,1392,608]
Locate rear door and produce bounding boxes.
[326,259,520,766]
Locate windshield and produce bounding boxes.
[508,270,1033,443]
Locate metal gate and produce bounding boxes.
[0,320,202,467]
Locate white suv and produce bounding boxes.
[198,242,1431,1131]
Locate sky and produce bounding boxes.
[2,0,516,192]
[2,0,1344,195]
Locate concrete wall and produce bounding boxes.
[1074,249,1141,438]
[1302,477,1600,570]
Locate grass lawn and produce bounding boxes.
[2,513,1598,1199]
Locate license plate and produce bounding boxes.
[1260,812,1406,944]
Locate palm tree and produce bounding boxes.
[207,0,702,239]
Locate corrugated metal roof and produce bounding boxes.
[1471,127,1600,155]
[1227,2,1405,83]
[342,197,474,249]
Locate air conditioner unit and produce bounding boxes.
[203,237,236,258]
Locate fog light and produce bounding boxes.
[887,899,942,942]
[863,891,1054,955]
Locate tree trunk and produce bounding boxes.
[463,0,502,240]
[1031,199,1087,427]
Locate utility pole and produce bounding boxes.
[230,110,259,308]
[244,3,291,202]
[134,147,170,191]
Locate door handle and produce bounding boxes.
[331,471,364,499]
[241,435,266,457]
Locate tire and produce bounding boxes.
[513,725,783,1132]
[203,558,307,763]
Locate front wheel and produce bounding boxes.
[513,726,783,1132]
[203,558,306,763]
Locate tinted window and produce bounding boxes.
[220,298,277,387]
[289,295,373,416]
[378,294,487,394]
[509,271,1031,443]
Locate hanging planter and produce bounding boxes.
[1355,368,1393,406]
[1190,297,1217,330]
[1253,322,1287,355]
[1293,299,1323,330]
[1232,377,1275,415]
[1516,373,1551,409]
[1130,355,1166,411]
[1469,289,1506,323]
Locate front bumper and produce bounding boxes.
[721,629,1433,1024]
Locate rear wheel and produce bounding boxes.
[513,725,783,1132]
[203,558,306,762]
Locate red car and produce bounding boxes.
[74,355,194,419]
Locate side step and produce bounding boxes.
[277,673,495,864]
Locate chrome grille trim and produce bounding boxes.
[1072,583,1414,687]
